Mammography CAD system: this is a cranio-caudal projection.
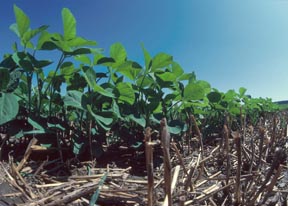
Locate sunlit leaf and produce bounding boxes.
[74,55,91,65]
[116,61,142,81]
[223,90,237,101]
[197,80,211,94]
[12,5,30,37]
[171,62,184,77]
[141,44,152,71]
[156,71,177,82]
[62,8,76,40]
[151,53,173,71]
[184,82,205,101]
[68,37,96,48]
[22,25,49,45]
[9,23,20,37]
[37,31,57,50]
[178,72,196,82]
[115,82,135,105]
[136,74,154,87]
[239,87,247,97]
[110,42,127,63]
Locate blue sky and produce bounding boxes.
[0,0,287,101]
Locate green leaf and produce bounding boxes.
[6,70,22,93]
[47,123,66,131]
[112,100,121,119]
[184,82,205,101]
[116,61,142,80]
[0,93,19,125]
[110,42,127,63]
[9,23,20,37]
[74,55,91,65]
[22,25,49,45]
[62,8,76,40]
[127,114,146,127]
[168,120,186,135]
[0,55,17,70]
[67,37,97,48]
[26,53,52,68]
[40,144,52,148]
[156,71,176,82]
[12,5,30,37]
[23,130,46,135]
[229,105,241,115]
[97,57,115,67]
[171,62,184,77]
[60,62,76,76]
[141,44,152,71]
[72,138,85,155]
[67,73,87,91]
[151,53,173,71]
[37,31,58,50]
[239,87,247,97]
[136,74,154,87]
[87,105,114,130]
[224,90,237,101]
[130,142,143,149]
[81,66,115,98]
[28,117,45,131]
[197,80,211,94]
[115,82,135,105]
[207,91,222,103]
[178,72,196,82]
[65,48,92,56]
[63,90,83,110]
[0,68,10,91]
[89,172,108,206]
[12,52,34,72]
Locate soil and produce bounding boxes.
[1,120,288,205]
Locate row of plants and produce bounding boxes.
[0,5,281,159]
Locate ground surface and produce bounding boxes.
[1,120,288,205]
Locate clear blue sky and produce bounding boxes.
[0,0,287,101]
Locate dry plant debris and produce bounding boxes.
[1,116,288,206]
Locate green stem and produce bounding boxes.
[43,53,65,96]
[43,53,65,116]
[36,72,42,116]
[26,72,33,113]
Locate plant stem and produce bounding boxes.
[43,53,65,116]
[232,131,242,205]
[160,118,172,206]
[145,127,154,206]
[26,72,33,113]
